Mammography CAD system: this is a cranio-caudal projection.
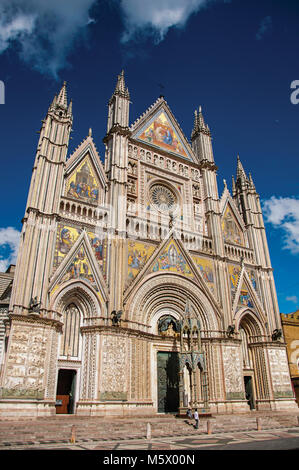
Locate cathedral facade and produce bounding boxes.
[0,72,297,417]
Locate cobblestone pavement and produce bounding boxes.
[0,410,298,451]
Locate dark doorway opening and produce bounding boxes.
[244,375,255,410]
[157,352,179,413]
[56,369,77,414]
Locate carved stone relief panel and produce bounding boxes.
[100,335,127,401]
[268,347,293,398]
[222,345,244,400]
[1,322,50,399]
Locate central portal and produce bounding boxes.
[157,351,179,413]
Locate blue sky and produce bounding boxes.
[0,0,298,313]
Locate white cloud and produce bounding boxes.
[119,0,211,43]
[286,296,298,304]
[0,0,97,78]
[263,196,299,254]
[0,227,21,272]
[256,15,272,41]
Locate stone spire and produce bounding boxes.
[191,105,210,140]
[56,81,68,108]
[112,70,130,100]
[236,155,248,182]
[106,70,130,132]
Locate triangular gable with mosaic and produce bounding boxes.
[65,154,101,204]
[53,224,107,278]
[221,201,245,246]
[49,231,108,303]
[134,106,193,161]
[64,134,107,205]
[150,239,194,278]
[124,234,221,313]
[232,268,264,318]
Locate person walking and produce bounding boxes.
[194,408,199,429]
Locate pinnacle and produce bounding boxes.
[113,70,130,99]
[236,155,247,181]
[191,105,208,139]
[57,81,68,108]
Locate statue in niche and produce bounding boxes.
[158,315,180,337]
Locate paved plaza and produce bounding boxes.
[0,410,298,451]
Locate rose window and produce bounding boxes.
[149,184,177,212]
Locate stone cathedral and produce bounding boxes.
[0,72,297,418]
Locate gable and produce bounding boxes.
[134,107,193,161]
[53,223,107,277]
[65,154,100,204]
[222,204,244,246]
[50,232,108,303]
[150,239,194,278]
[232,267,265,318]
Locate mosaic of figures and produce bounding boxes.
[222,205,244,246]
[192,255,215,296]
[128,241,156,281]
[137,110,189,159]
[58,245,99,293]
[228,264,257,308]
[54,224,106,275]
[228,264,241,297]
[151,241,193,278]
[66,156,99,204]
[238,281,254,309]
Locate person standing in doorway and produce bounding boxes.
[194,408,199,429]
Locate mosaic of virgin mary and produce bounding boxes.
[139,112,188,158]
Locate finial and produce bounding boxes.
[89,127,92,137]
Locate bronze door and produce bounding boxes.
[157,352,179,413]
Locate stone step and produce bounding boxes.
[0,411,298,446]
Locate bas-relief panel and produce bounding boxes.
[66,156,99,204]
[268,348,294,398]
[192,255,215,296]
[100,336,127,401]
[54,224,107,275]
[137,110,190,160]
[222,205,244,246]
[151,241,193,278]
[2,324,48,398]
[222,345,244,400]
[128,241,156,281]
